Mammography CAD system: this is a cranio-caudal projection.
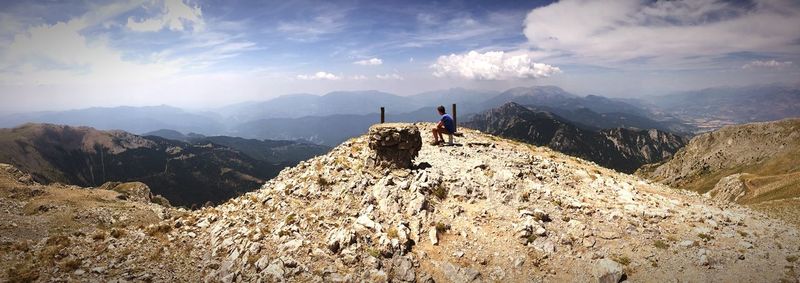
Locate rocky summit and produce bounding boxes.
[2,123,799,282]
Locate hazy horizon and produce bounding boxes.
[1,0,799,114]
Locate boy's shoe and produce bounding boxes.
[429,141,442,146]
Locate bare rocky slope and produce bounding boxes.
[2,123,799,282]
[637,118,800,226]
[0,163,182,281]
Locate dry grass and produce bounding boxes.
[145,223,173,238]
[6,262,39,283]
[91,231,106,241]
[387,227,399,239]
[110,228,125,238]
[698,233,714,241]
[612,254,631,266]
[62,258,82,271]
[434,222,449,233]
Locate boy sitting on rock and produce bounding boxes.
[431,105,456,145]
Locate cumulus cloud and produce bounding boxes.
[0,8,181,85]
[523,0,800,67]
[375,73,403,80]
[296,71,340,80]
[742,60,793,69]
[353,58,383,66]
[126,0,204,32]
[350,75,368,80]
[431,51,561,80]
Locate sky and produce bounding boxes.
[0,0,799,113]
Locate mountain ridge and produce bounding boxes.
[0,123,324,207]
[464,102,688,173]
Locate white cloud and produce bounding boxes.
[125,0,205,32]
[350,75,368,80]
[375,73,403,80]
[523,0,800,68]
[126,0,204,32]
[297,71,340,80]
[0,8,182,85]
[431,51,561,80]
[353,58,382,66]
[276,7,348,42]
[742,60,793,69]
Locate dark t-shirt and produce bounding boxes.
[440,114,455,133]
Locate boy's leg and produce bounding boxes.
[431,128,440,142]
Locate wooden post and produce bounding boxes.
[452,103,457,132]
[380,107,385,123]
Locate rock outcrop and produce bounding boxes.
[367,123,422,169]
[2,123,799,282]
[96,182,152,203]
[706,174,748,203]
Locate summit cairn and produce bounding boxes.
[367,123,422,169]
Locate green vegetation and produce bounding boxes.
[435,222,449,233]
[432,183,447,199]
[366,248,381,258]
[526,234,538,244]
[285,213,297,225]
[654,240,669,249]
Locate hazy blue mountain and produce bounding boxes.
[0,105,225,135]
[647,84,800,125]
[408,88,499,106]
[231,114,380,146]
[216,90,423,121]
[483,86,649,117]
[143,129,190,141]
[228,106,470,147]
[526,105,696,134]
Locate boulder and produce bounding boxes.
[367,123,422,169]
[593,259,625,283]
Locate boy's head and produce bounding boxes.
[437,105,446,115]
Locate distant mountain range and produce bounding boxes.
[0,105,225,135]
[465,102,688,173]
[644,84,800,131]
[143,129,330,164]
[1,84,796,147]
[0,124,327,207]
